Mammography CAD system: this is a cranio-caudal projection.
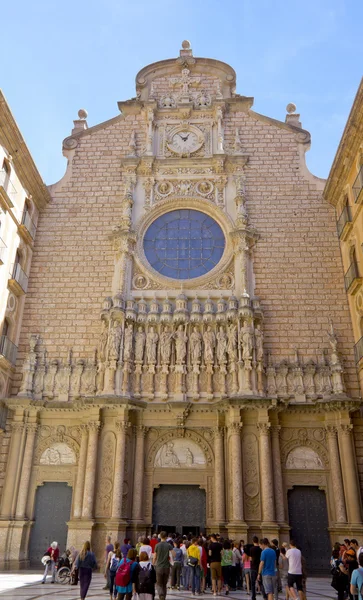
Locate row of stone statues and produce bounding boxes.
[100,320,264,367]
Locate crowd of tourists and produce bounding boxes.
[330,538,363,600]
[40,532,363,600]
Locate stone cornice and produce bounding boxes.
[323,77,363,206]
[0,90,51,210]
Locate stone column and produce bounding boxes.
[0,422,25,518]
[228,422,244,522]
[111,421,130,519]
[73,425,89,519]
[326,426,347,524]
[81,421,100,519]
[271,426,286,524]
[257,423,276,524]
[339,425,362,525]
[132,426,147,521]
[15,424,38,518]
[213,427,226,524]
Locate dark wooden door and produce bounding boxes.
[152,484,206,534]
[29,482,72,566]
[288,486,331,574]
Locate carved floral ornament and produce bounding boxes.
[147,429,214,469]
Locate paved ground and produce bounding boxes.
[0,573,336,600]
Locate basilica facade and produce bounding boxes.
[0,41,362,571]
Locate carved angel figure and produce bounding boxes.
[203,326,216,363]
[123,324,134,362]
[146,327,159,363]
[160,326,173,364]
[241,322,253,361]
[108,321,122,360]
[227,323,238,361]
[98,320,109,362]
[135,327,146,362]
[190,327,202,364]
[216,327,228,363]
[174,324,188,364]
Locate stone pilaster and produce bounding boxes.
[0,421,25,518]
[111,421,130,519]
[227,422,247,537]
[257,423,277,532]
[81,421,100,519]
[132,426,148,522]
[15,424,38,518]
[271,426,286,525]
[339,424,362,526]
[326,426,347,524]
[213,427,226,526]
[73,425,89,519]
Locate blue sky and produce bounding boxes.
[2,0,362,184]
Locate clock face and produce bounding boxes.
[168,129,202,155]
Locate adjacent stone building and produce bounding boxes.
[0,42,362,572]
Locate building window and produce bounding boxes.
[143,209,225,279]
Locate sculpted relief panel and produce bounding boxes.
[39,443,76,465]
[286,446,324,470]
[155,439,206,468]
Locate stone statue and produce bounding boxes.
[185,447,194,466]
[99,320,109,362]
[203,326,216,362]
[216,326,228,363]
[146,326,159,363]
[190,327,202,364]
[160,326,173,363]
[164,442,180,467]
[255,324,264,362]
[227,323,238,361]
[123,323,134,361]
[135,327,146,362]
[328,321,338,354]
[174,324,188,364]
[108,321,122,360]
[241,321,253,361]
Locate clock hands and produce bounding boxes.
[178,133,190,142]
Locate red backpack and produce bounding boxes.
[115,559,133,588]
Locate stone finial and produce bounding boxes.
[285,103,301,128]
[180,39,193,57]
[72,108,88,134]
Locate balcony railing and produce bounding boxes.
[0,335,18,365]
[344,261,360,292]
[337,205,352,239]
[9,263,28,294]
[353,165,363,204]
[0,237,6,265]
[21,210,36,239]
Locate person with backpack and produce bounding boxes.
[187,537,201,596]
[105,542,121,596]
[115,548,139,600]
[350,552,363,600]
[108,548,122,600]
[171,540,184,590]
[138,550,156,600]
[153,531,171,600]
[74,541,98,600]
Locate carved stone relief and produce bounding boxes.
[95,431,116,517]
[286,446,324,470]
[155,439,206,468]
[242,432,261,520]
[39,442,76,465]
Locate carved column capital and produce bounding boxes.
[212,426,225,439]
[325,425,338,438]
[87,420,101,434]
[11,422,25,433]
[339,424,353,436]
[134,425,149,438]
[257,422,271,435]
[26,423,38,434]
[228,422,242,435]
[271,425,281,438]
[116,420,131,434]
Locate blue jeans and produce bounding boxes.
[189,565,201,593]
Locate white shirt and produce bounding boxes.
[286,548,302,575]
[139,545,152,559]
